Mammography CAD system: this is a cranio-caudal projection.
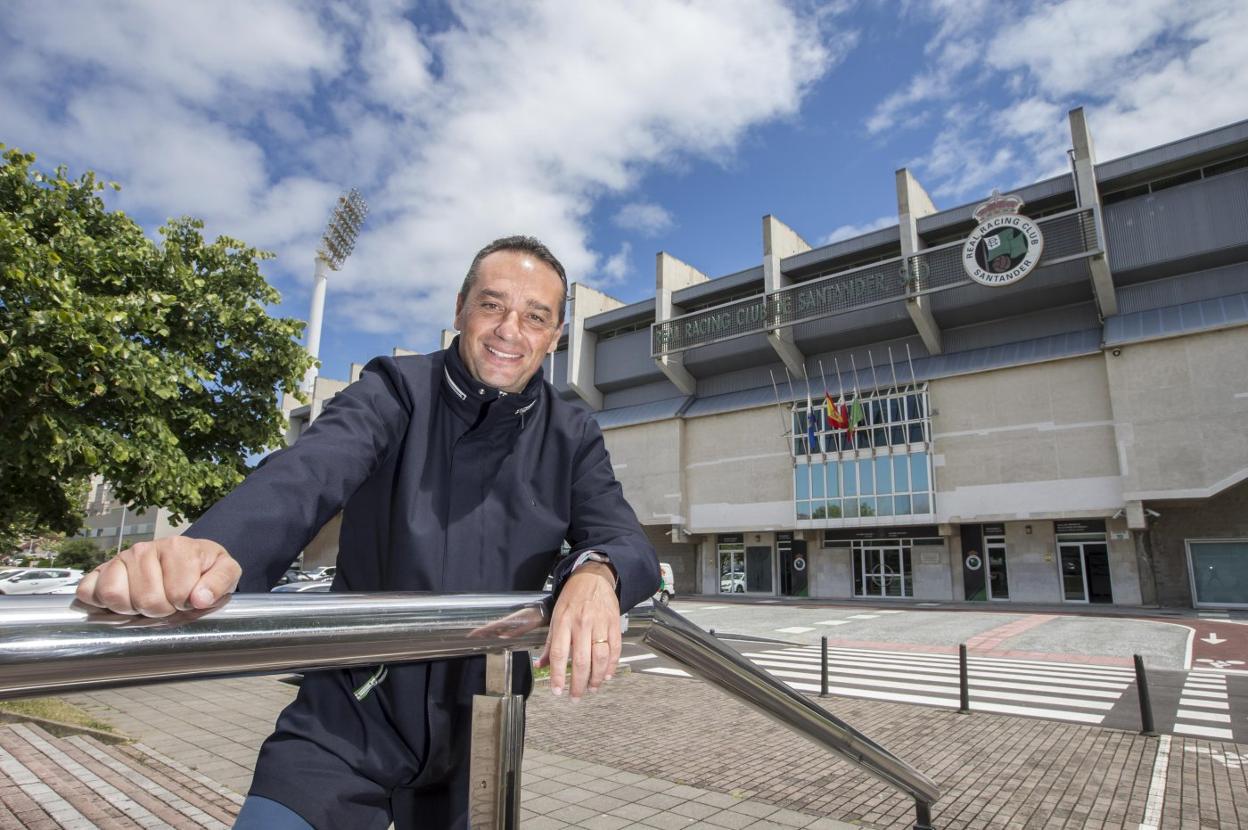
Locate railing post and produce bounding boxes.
[958,644,970,714]
[820,636,829,698]
[470,650,525,829]
[914,798,935,830]
[1134,654,1157,737]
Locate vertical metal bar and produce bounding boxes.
[821,636,829,698]
[1135,654,1157,737]
[958,644,970,714]
[470,651,524,829]
[913,799,935,830]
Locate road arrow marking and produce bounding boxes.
[1201,633,1226,645]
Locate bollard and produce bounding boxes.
[821,636,829,698]
[958,644,970,714]
[1134,654,1157,737]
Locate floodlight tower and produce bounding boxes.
[301,188,368,394]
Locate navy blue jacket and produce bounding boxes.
[186,341,659,825]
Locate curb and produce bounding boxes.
[0,710,131,745]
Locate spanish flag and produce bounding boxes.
[825,392,847,431]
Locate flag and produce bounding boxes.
[826,392,847,429]
[806,408,819,456]
[847,399,864,446]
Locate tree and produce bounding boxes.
[55,538,107,571]
[0,147,313,540]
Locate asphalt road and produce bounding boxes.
[622,599,1248,742]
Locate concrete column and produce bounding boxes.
[1069,107,1118,317]
[567,283,624,410]
[654,252,705,395]
[897,169,942,355]
[762,215,809,379]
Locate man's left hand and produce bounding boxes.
[535,562,620,700]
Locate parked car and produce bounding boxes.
[305,565,337,581]
[654,562,675,605]
[270,579,333,593]
[0,568,84,595]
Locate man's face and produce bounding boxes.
[454,249,563,393]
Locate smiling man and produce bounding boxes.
[76,235,660,830]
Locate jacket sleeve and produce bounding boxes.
[184,358,413,591]
[552,417,660,612]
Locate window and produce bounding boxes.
[717,535,746,594]
[1186,540,1248,608]
[792,385,933,523]
[796,453,934,522]
[792,385,929,456]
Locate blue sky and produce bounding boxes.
[4,0,1246,382]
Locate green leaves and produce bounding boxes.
[0,146,314,541]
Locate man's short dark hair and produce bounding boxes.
[460,235,568,324]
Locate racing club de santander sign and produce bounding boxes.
[961,190,1044,287]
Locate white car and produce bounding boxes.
[0,568,84,595]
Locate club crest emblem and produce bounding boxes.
[962,190,1044,286]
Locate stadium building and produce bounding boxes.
[541,108,1248,609]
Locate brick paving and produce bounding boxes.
[0,669,1242,827]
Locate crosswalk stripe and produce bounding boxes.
[787,645,1136,677]
[1183,680,1226,689]
[757,667,1114,710]
[1173,724,1235,740]
[1178,698,1229,710]
[745,656,1122,699]
[1178,689,1226,699]
[618,654,657,663]
[774,678,1105,724]
[1175,709,1232,723]
[642,667,691,678]
[755,651,1131,689]
[815,620,853,626]
[775,626,815,634]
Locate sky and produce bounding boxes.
[3,0,1246,381]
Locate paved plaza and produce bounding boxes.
[0,600,1245,828]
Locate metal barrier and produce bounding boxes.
[0,594,941,829]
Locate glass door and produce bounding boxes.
[718,539,745,594]
[1059,540,1113,604]
[986,538,1009,600]
[853,542,913,597]
[1059,544,1088,602]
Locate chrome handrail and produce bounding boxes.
[0,594,940,828]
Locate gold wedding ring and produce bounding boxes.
[592,638,609,644]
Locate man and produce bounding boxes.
[76,236,660,829]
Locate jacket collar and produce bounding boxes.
[441,335,542,429]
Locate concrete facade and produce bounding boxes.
[563,110,1248,608]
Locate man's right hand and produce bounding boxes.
[75,536,241,618]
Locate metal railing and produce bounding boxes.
[0,594,940,829]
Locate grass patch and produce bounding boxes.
[0,697,117,733]
[532,665,551,682]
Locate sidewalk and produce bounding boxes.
[19,668,1238,829]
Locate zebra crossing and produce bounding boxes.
[1173,669,1233,740]
[636,643,1138,726]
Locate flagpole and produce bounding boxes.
[769,369,794,460]
[850,354,871,452]
[905,343,926,447]
[817,360,831,463]
[833,357,848,452]
[868,350,887,456]
[888,346,902,451]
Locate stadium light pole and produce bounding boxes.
[301,188,368,395]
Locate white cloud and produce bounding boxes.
[613,202,675,236]
[819,215,895,246]
[598,242,634,286]
[870,0,1248,201]
[0,0,849,348]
